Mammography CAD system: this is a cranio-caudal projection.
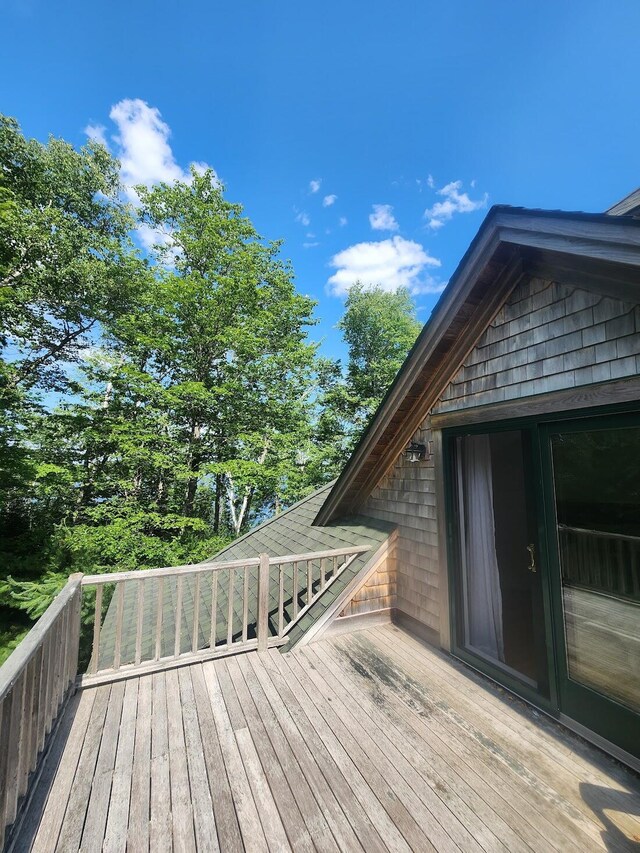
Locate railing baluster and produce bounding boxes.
[242,566,249,643]
[174,575,184,658]
[227,568,235,647]
[44,619,58,733]
[320,557,327,590]
[135,579,144,666]
[278,564,284,636]
[37,631,52,752]
[307,560,312,605]
[192,572,201,654]
[257,553,269,652]
[209,571,218,649]
[4,672,26,830]
[91,585,103,674]
[293,561,299,618]
[332,555,338,579]
[53,607,67,715]
[18,656,36,799]
[155,576,164,661]
[29,645,44,774]
[113,581,125,670]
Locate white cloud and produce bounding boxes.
[339,216,348,227]
[309,179,321,194]
[86,99,215,254]
[427,174,435,189]
[327,236,442,296]
[424,180,487,229]
[85,123,107,146]
[369,203,399,232]
[303,241,320,249]
[295,210,311,227]
[323,194,337,207]
[109,99,192,196]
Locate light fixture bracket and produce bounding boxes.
[405,441,427,463]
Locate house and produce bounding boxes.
[1,191,639,851]
[315,193,640,768]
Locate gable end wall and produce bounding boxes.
[360,275,640,640]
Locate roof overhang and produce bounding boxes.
[315,206,640,525]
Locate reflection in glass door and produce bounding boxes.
[549,423,640,724]
[455,430,548,693]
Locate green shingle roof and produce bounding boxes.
[97,484,393,669]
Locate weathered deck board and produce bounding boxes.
[12,624,640,852]
[244,653,383,853]
[371,625,640,837]
[126,676,151,852]
[149,672,172,853]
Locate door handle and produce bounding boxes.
[526,544,537,573]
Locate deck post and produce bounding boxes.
[257,554,270,652]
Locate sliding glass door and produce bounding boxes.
[448,411,640,762]
[541,414,640,759]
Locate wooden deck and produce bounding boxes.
[10,624,640,852]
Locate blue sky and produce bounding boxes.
[3,0,640,361]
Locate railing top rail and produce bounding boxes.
[267,544,372,565]
[80,544,373,587]
[0,573,83,704]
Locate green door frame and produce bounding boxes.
[443,400,640,759]
[443,419,558,713]
[538,411,640,760]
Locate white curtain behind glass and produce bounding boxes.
[459,434,505,662]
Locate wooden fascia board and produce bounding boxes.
[346,255,526,510]
[430,375,640,429]
[493,211,640,250]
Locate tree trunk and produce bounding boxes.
[183,422,202,516]
[213,473,222,533]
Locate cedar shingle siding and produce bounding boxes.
[361,275,640,638]
[434,278,640,413]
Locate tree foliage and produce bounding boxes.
[0,115,145,392]
[313,283,421,469]
[0,117,321,644]
[0,115,422,659]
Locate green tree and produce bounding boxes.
[0,114,146,393]
[4,169,321,609]
[0,115,148,637]
[128,169,320,533]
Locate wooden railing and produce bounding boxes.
[0,574,82,850]
[80,545,370,684]
[0,545,369,839]
[558,524,640,600]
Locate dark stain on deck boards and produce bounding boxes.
[346,633,599,822]
[337,635,435,719]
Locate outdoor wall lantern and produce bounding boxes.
[405,441,427,463]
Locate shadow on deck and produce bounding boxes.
[8,624,640,852]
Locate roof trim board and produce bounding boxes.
[315,206,640,525]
